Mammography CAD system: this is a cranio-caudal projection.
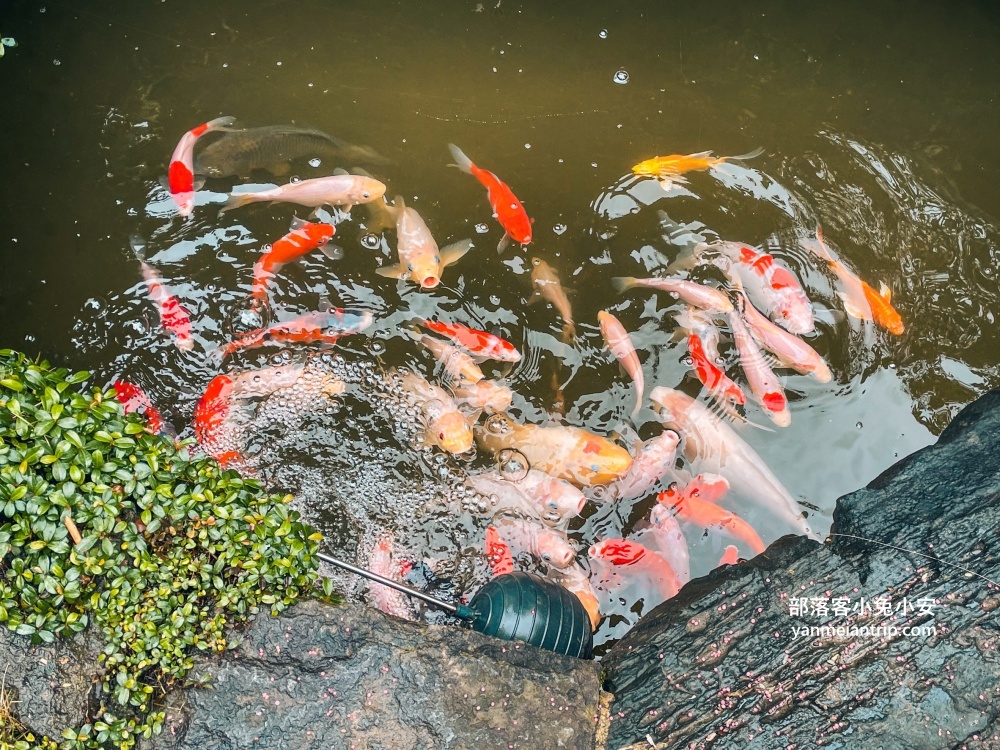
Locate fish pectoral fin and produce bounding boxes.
[158,175,170,191]
[440,239,473,267]
[376,263,406,280]
[193,177,206,191]
[289,215,310,231]
[838,292,874,321]
[497,233,512,255]
[879,281,892,303]
[526,289,543,306]
[321,244,345,260]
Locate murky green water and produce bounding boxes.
[2,0,998,652]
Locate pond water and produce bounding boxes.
[1,0,998,654]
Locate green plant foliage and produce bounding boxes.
[0,350,322,749]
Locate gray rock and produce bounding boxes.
[602,389,1000,749]
[0,626,103,739]
[145,599,602,750]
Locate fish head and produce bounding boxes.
[649,387,693,426]
[305,222,336,246]
[536,532,575,569]
[351,176,387,205]
[589,539,646,566]
[685,473,730,504]
[406,252,442,289]
[772,292,815,334]
[535,476,587,518]
[640,429,681,466]
[631,157,661,177]
[428,409,474,455]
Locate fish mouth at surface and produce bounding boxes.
[421,276,439,288]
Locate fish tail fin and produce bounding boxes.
[207,115,239,132]
[807,225,836,263]
[561,322,578,345]
[727,146,765,162]
[218,192,257,214]
[447,143,474,173]
[611,276,637,293]
[128,234,148,262]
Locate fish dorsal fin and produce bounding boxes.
[289,215,309,231]
[879,281,892,302]
[333,167,350,176]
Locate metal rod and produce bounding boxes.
[317,551,474,619]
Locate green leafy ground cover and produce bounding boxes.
[0,350,325,749]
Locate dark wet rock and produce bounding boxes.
[603,389,1000,749]
[145,599,602,750]
[0,626,103,739]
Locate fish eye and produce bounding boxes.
[438,432,445,440]
[407,263,414,271]
[362,192,370,199]
[433,256,440,263]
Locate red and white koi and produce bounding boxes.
[736,293,832,383]
[448,143,532,252]
[218,309,373,360]
[612,276,734,314]
[167,115,236,217]
[675,307,747,416]
[113,379,173,437]
[419,319,521,363]
[250,218,336,308]
[650,387,820,540]
[598,310,644,417]
[130,237,195,352]
[484,526,515,577]
[728,309,791,427]
[588,539,680,601]
[368,533,417,621]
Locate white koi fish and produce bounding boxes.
[602,430,680,502]
[598,310,644,417]
[367,533,417,621]
[219,173,386,214]
[376,196,471,289]
[736,293,832,383]
[465,469,586,527]
[492,515,576,569]
[612,275,734,314]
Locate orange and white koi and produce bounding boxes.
[588,539,680,600]
[409,331,484,386]
[167,115,236,217]
[484,526,515,576]
[218,309,373,360]
[250,218,336,308]
[374,195,471,288]
[657,475,766,555]
[474,413,632,487]
[448,143,532,251]
[113,379,173,436]
[602,430,680,502]
[219,173,386,214]
[728,309,791,427]
[130,236,195,352]
[675,307,747,415]
[398,371,474,454]
[650,387,820,540]
[368,533,417,621]
[612,276,734,314]
[492,516,576,569]
[598,310,644,417]
[419,319,521,363]
[713,241,814,334]
[530,258,576,344]
[632,147,764,188]
[736,293,832,383]
[804,227,904,335]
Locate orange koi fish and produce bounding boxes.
[113,379,173,436]
[218,309,373,360]
[657,476,766,555]
[398,371,474,454]
[804,227,904,335]
[192,374,244,469]
[530,258,576,344]
[250,218,336,308]
[448,143,532,252]
[632,147,764,188]
[598,311,644,417]
[548,562,601,630]
[420,319,521,363]
[375,196,472,289]
[167,115,236,217]
[485,526,515,576]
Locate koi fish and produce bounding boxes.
[219,173,386,214]
[475,413,632,487]
[374,196,471,289]
[712,241,814,334]
[464,469,586,527]
[804,227,904,335]
[192,374,244,469]
[632,147,764,188]
[612,276,734,314]
[448,143,532,252]
[113,379,173,436]
[547,562,601,630]
[452,379,514,418]
[409,331,484,386]
[650,387,820,540]
[250,218,337,308]
[728,309,791,427]
[735,293,832,383]
[419,319,521,363]
[635,508,690,586]
[218,309,373,360]
[529,258,576,344]
[589,539,680,600]
[675,307,747,416]
[484,526,515,576]
[130,236,195,352]
[492,516,576,569]
[718,545,740,566]
[602,430,680,503]
[368,533,417,621]
[398,371,474,454]
[167,115,236,217]
[598,311,644,417]
[657,476,766,555]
